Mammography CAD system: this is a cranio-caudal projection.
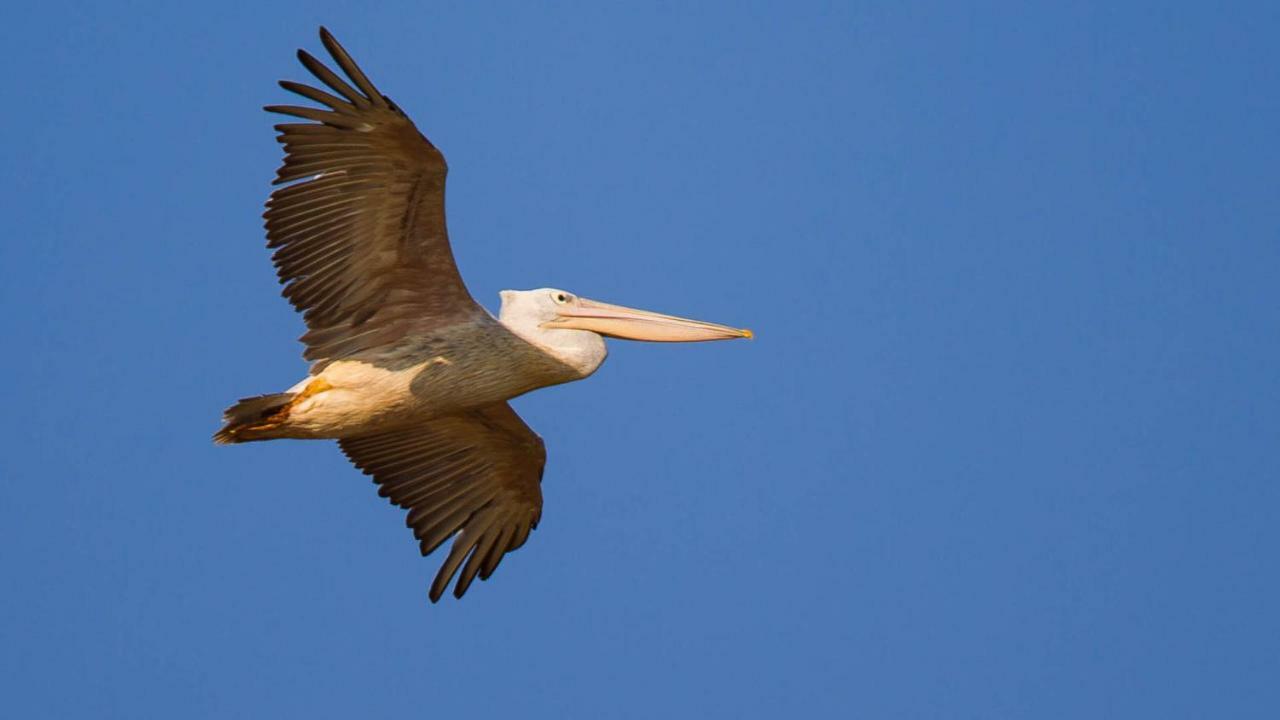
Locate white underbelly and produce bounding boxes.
[281,351,536,437]
[285,358,437,436]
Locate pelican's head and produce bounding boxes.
[498,288,752,376]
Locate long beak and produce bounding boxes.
[543,297,753,342]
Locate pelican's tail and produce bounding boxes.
[213,392,297,444]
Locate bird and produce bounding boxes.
[215,28,752,602]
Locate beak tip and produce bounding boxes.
[741,328,754,340]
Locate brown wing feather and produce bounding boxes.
[265,28,481,366]
[338,403,546,602]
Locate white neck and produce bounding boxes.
[498,293,608,379]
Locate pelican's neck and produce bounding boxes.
[497,306,608,380]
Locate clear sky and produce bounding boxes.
[2,1,1277,717]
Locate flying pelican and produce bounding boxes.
[216,28,751,602]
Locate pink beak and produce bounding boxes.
[542,297,753,342]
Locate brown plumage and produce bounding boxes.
[339,403,545,601]
[265,29,482,367]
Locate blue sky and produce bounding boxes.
[2,1,1277,717]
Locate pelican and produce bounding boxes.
[216,28,751,602]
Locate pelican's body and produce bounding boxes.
[217,29,749,602]
[264,294,601,439]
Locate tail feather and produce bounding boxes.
[214,392,296,444]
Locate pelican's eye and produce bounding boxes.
[553,292,570,304]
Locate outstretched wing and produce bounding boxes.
[338,403,546,601]
[265,27,483,366]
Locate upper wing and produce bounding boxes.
[265,27,482,366]
[338,403,546,602]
